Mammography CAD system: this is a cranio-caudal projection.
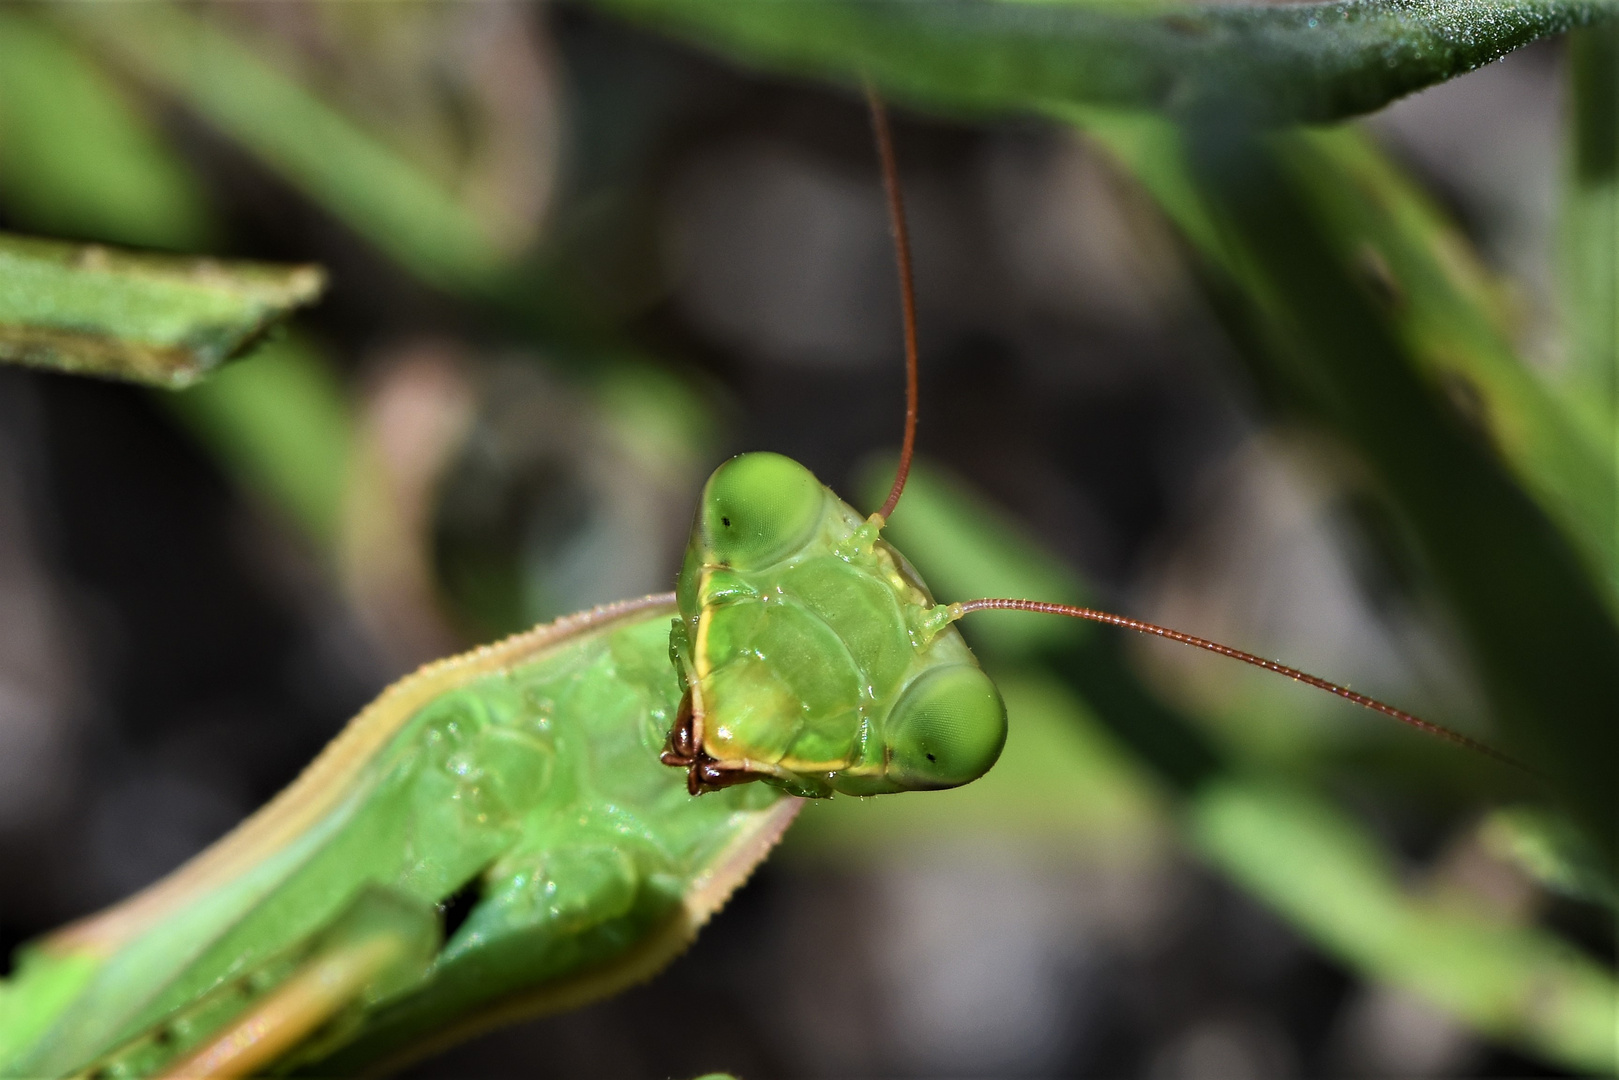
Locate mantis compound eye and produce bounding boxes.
[885,665,1007,790]
[699,452,825,571]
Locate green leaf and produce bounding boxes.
[0,233,324,389]
[1060,114,1619,612]
[595,0,1619,124]
[1482,805,1619,909]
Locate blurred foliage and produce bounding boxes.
[1484,805,1619,909]
[869,462,1616,1072]
[1195,781,1616,1073]
[169,337,354,546]
[57,4,510,294]
[0,0,1614,1074]
[0,11,208,250]
[1564,22,1619,438]
[1184,128,1617,863]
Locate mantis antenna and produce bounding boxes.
[868,85,919,523]
[863,91,1526,774]
[947,599,1528,771]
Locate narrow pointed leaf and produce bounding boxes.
[0,233,324,388]
[596,0,1619,124]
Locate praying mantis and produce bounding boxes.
[0,95,1512,1079]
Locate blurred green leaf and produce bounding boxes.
[1283,127,1617,610]
[1564,24,1619,407]
[56,3,622,360]
[1561,24,1619,601]
[1194,781,1619,1073]
[0,12,210,251]
[596,0,1616,124]
[1058,111,1619,610]
[877,460,1613,1073]
[59,4,508,293]
[1032,105,1619,865]
[1483,805,1619,909]
[1174,128,1619,867]
[0,232,323,389]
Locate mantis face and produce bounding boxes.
[664,451,1006,797]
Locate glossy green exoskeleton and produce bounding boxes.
[662,452,1006,797]
[1,600,795,1080]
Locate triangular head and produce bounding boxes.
[662,451,1006,797]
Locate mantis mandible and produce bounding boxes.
[0,93,1511,1080]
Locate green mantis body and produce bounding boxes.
[0,596,800,1077]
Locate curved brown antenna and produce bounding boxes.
[867,85,919,523]
[951,598,1531,772]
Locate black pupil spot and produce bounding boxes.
[721,517,731,527]
[439,876,482,943]
[926,753,936,762]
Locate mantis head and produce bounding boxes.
[663,451,1007,798]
